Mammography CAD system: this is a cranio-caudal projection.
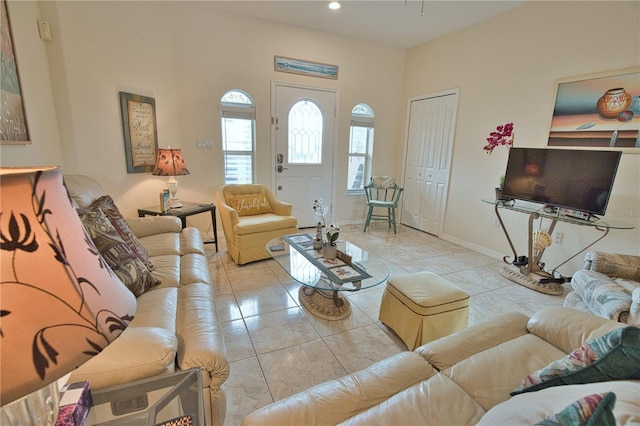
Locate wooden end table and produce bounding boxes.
[138,202,218,252]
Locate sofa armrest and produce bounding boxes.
[69,327,178,389]
[583,251,640,281]
[126,216,182,238]
[241,352,435,426]
[415,312,530,371]
[176,283,230,390]
[526,306,624,354]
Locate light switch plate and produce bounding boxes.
[196,139,214,149]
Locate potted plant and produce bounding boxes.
[323,224,340,259]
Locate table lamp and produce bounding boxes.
[0,166,137,424]
[151,148,190,209]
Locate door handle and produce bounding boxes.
[277,165,288,173]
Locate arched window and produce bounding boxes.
[348,103,374,192]
[287,99,323,164]
[220,90,256,184]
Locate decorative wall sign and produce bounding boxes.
[119,92,159,173]
[547,68,640,149]
[1,0,30,144]
[274,56,338,80]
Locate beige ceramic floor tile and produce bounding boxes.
[244,307,321,354]
[322,323,404,373]
[235,284,298,318]
[222,357,272,426]
[215,293,242,323]
[221,318,256,363]
[258,339,347,401]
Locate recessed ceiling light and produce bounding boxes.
[328,2,341,10]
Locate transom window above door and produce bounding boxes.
[288,99,323,164]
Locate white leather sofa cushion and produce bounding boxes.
[478,381,640,425]
[242,352,436,426]
[339,373,485,425]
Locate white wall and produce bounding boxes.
[2,1,405,232]
[404,1,640,274]
[1,1,63,166]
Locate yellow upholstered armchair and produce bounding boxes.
[216,184,298,265]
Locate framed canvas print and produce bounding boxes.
[1,0,30,145]
[119,92,158,173]
[547,68,640,150]
[274,56,338,80]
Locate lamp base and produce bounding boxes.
[169,198,183,209]
[166,177,182,209]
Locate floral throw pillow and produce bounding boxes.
[92,195,155,271]
[512,326,640,395]
[536,392,616,426]
[80,205,160,297]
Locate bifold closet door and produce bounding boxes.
[402,91,458,236]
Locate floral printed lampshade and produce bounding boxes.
[0,166,137,406]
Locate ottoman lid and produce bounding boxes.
[387,271,469,316]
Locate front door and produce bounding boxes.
[272,82,337,228]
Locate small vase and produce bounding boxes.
[495,187,504,201]
[322,244,337,260]
[597,88,632,119]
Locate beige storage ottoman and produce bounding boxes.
[379,271,469,350]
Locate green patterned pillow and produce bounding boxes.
[536,392,616,426]
[80,206,160,297]
[512,326,640,395]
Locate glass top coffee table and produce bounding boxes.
[266,234,390,320]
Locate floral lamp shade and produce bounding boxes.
[151,149,190,177]
[0,167,137,406]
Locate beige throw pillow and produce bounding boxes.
[226,193,273,216]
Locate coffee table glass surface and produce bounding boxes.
[266,235,390,320]
[267,235,390,291]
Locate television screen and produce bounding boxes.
[501,148,622,216]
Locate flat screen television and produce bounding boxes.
[501,148,622,217]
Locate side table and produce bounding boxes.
[138,202,218,252]
[85,368,204,425]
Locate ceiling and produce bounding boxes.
[208,0,527,49]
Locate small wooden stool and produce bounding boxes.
[379,271,469,350]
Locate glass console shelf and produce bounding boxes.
[482,199,634,295]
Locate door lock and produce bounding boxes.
[277,165,288,173]
[276,154,283,164]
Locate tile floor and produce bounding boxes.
[204,223,570,425]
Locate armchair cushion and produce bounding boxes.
[224,191,273,216]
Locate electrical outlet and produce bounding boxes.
[493,218,501,228]
[196,139,214,149]
[554,232,564,245]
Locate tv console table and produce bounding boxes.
[483,199,634,295]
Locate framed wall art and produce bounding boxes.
[547,68,640,150]
[119,92,158,173]
[274,56,338,80]
[1,0,30,145]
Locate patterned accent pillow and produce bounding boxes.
[92,195,155,271]
[80,206,160,297]
[226,193,273,216]
[371,176,396,188]
[511,326,640,395]
[536,392,616,426]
